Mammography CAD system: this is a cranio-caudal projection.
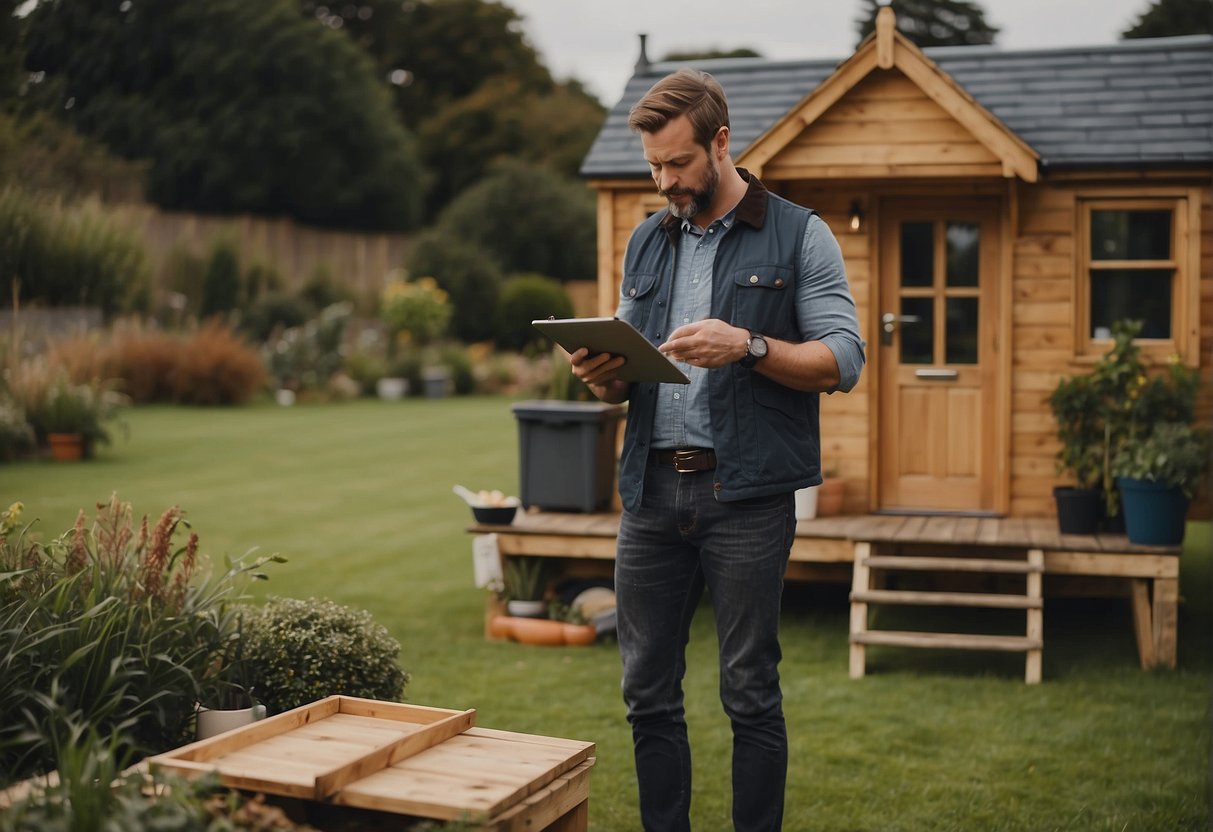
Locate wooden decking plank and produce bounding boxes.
[921,515,961,542]
[893,515,930,542]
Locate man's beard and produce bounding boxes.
[661,158,719,221]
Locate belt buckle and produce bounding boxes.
[672,449,699,473]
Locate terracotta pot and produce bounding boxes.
[507,616,566,646]
[47,433,85,462]
[562,623,598,646]
[816,478,845,516]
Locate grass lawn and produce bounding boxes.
[3,397,1209,831]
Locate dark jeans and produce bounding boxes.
[616,461,795,832]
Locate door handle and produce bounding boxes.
[915,368,959,380]
[880,312,921,345]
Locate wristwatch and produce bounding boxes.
[739,332,768,369]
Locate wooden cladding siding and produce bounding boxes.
[763,71,1004,181]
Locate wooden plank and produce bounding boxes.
[1153,578,1179,670]
[489,759,594,832]
[850,589,1042,609]
[864,556,1042,574]
[1129,579,1155,669]
[852,630,1042,651]
[1043,551,1179,578]
[849,541,873,679]
[1025,549,1044,684]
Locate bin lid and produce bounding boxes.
[511,400,624,422]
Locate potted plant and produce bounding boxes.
[196,612,266,739]
[31,377,124,461]
[1048,320,1200,533]
[1112,422,1210,546]
[502,556,548,617]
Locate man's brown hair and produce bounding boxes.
[627,68,730,151]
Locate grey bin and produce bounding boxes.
[511,400,624,513]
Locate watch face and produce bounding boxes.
[750,334,768,359]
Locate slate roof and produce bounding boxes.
[579,34,1213,178]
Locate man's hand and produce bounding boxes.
[659,319,747,368]
[569,348,629,403]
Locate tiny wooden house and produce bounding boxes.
[579,9,1212,518]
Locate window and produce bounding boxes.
[1077,195,1198,363]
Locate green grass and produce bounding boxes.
[3,398,1209,831]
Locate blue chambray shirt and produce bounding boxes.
[618,211,865,451]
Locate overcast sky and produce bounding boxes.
[505,0,1155,105]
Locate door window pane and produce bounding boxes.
[900,222,933,287]
[899,297,933,364]
[945,298,979,363]
[945,222,979,287]
[1091,269,1172,339]
[1090,210,1171,260]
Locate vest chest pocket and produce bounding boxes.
[731,264,794,332]
[618,270,661,331]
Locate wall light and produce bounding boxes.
[848,200,865,233]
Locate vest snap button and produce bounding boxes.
[775,278,784,287]
[749,275,759,284]
[629,287,637,296]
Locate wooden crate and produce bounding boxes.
[148,696,596,826]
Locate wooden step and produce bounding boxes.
[850,589,1043,609]
[863,555,1042,574]
[851,630,1042,652]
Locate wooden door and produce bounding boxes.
[877,200,1000,513]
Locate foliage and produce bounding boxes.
[0,110,147,203]
[0,187,151,317]
[262,303,351,394]
[854,0,1001,47]
[19,371,125,451]
[21,0,424,230]
[198,238,242,321]
[1123,0,1213,37]
[0,394,35,460]
[416,77,606,212]
[240,291,315,344]
[0,497,283,784]
[300,0,554,128]
[1113,421,1211,499]
[167,322,268,406]
[242,596,408,715]
[404,230,504,343]
[495,274,574,353]
[380,275,451,346]
[436,160,597,284]
[0,725,317,832]
[502,557,547,603]
[1049,320,1201,513]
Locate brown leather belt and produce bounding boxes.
[652,448,717,473]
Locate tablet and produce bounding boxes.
[533,317,690,384]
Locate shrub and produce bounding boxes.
[242,596,408,715]
[0,395,35,461]
[172,322,267,405]
[404,231,503,343]
[241,291,315,344]
[495,274,573,352]
[262,303,351,394]
[431,341,475,396]
[0,188,151,318]
[0,497,283,784]
[380,275,451,347]
[199,237,242,320]
[436,160,596,283]
[102,324,181,404]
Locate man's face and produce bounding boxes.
[640,115,721,223]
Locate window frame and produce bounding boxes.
[1074,190,1200,366]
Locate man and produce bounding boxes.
[568,68,865,831]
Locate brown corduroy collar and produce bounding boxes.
[659,167,768,238]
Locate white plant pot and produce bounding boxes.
[275,388,296,407]
[196,703,267,740]
[506,599,547,618]
[794,485,820,520]
[376,377,409,400]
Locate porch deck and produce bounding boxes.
[469,511,1181,675]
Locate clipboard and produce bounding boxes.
[533,317,690,384]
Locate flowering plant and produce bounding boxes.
[380,274,451,347]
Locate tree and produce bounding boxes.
[854,0,1000,48]
[435,160,597,284]
[416,76,605,213]
[298,0,554,127]
[1122,0,1212,38]
[22,0,424,230]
